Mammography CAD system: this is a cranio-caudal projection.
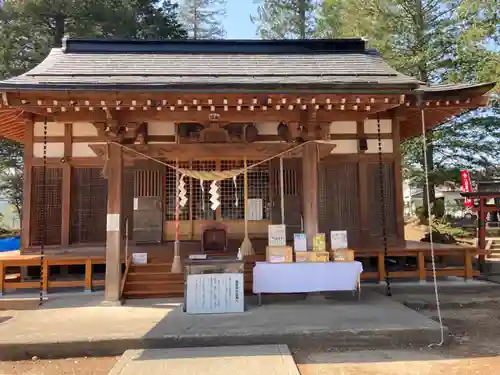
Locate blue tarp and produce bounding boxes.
[0,236,20,252]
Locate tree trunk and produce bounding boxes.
[53,14,65,47]
[415,0,435,217]
[298,0,306,39]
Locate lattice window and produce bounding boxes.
[30,167,63,246]
[221,160,270,220]
[191,161,216,220]
[165,161,190,221]
[220,160,244,219]
[164,159,269,221]
[70,168,107,244]
[271,163,298,196]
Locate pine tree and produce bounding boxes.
[178,0,227,39]
[0,0,187,223]
[317,0,499,213]
[251,0,317,39]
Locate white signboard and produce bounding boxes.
[330,230,348,249]
[132,252,148,265]
[294,233,307,252]
[186,273,244,314]
[247,198,263,220]
[133,198,139,211]
[268,224,286,246]
[106,214,120,232]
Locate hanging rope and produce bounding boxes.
[240,157,254,256]
[420,103,445,347]
[107,139,335,181]
[376,113,392,297]
[39,117,48,306]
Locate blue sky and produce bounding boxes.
[225,0,258,39]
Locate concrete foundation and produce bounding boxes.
[0,291,447,361]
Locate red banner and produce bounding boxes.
[460,170,473,207]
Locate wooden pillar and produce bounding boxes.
[61,123,72,247]
[464,249,473,281]
[417,251,426,282]
[391,111,405,245]
[20,118,34,251]
[104,143,124,304]
[302,110,319,248]
[357,120,370,246]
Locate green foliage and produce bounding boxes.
[178,0,227,39]
[317,0,499,199]
[0,0,187,226]
[432,218,469,238]
[251,0,317,39]
[0,139,23,220]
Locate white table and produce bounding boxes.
[253,261,363,305]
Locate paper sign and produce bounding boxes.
[294,233,307,252]
[330,230,348,249]
[106,214,120,232]
[269,255,286,263]
[132,252,147,265]
[189,254,207,260]
[133,198,139,211]
[248,198,263,220]
[268,224,286,246]
[313,233,326,252]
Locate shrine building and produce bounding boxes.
[0,38,494,302]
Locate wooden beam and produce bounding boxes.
[12,92,405,106]
[20,118,34,251]
[33,107,381,125]
[61,123,72,247]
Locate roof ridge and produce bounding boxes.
[61,37,368,55]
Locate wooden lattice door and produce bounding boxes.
[133,166,163,243]
[30,167,63,246]
[70,168,107,244]
[318,160,361,249]
[269,158,302,241]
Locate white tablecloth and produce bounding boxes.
[253,261,363,294]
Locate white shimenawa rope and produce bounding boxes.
[420,107,445,347]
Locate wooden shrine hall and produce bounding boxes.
[0,37,495,302]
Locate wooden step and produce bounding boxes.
[123,290,184,298]
[127,272,184,282]
[129,264,172,273]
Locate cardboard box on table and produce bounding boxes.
[329,230,354,262]
[266,246,293,263]
[295,251,315,262]
[312,251,330,262]
[330,249,355,262]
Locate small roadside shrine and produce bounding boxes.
[0,37,494,307]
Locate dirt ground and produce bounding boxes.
[294,290,500,375]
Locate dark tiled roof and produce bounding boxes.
[0,38,420,91]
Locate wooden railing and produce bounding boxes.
[0,256,106,296]
[355,248,480,282]
[120,256,133,299]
